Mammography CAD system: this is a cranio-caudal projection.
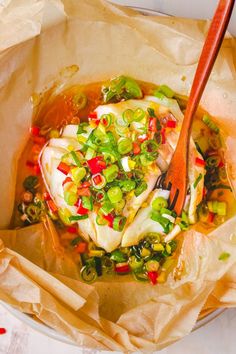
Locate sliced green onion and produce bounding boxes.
[116,115,129,127]
[217,202,227,216]
[110,250,127,262]
[140,247,151,258]
[193,173,203,188]
[160,207,172,216]
[102,151,117,163]
[58,208,72,225]
[202,114,219,134]
[80,265,97,283]
[70,151,81,166]
[122,109,134,124]
[96,213,107,226]
[107,186,123,203]
[152,243,164,252]
[133,108,146,122]
[152,197,168,211]
[103,164,119,182]
[85,147,96,160]
[115,124,129,137]
[151,212,170,231]
[135,181,148,197]
[125,78,143,99]
[77,122,89,135]
[23,175,38,191]
[71,167,86,184]
[218,252,230,261]
[69,214,88,221]
[26,204,41,221]
[113,216,127,231]
[114,199,126,213]
[140,154,154,166]
[100,114,113,127]
[120,179,136,192]
[206,156,220,168]
[118,138,133,155]
[141,139,159,153]
[81,196,93,211]
[120,156,136,171]
[129,256,144,271]
[89,250,105,258]
[208,200,227,216]
[132,271,148,282]
[145,260,159,272]
[64,190,78,206]
[100,201,114,215]
[158,84,174,98]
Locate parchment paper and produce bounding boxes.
[0,0,236,351]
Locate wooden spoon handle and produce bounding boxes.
[179,0,235,143]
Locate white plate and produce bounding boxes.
[2,6,226,348]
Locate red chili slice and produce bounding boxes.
[88,111,98,119]
[47,200,58,213]
[32,136,46,145]
[195,157,206,167]
[87,156,106,174]
[208,212,215,223]
[133,142,141,155]
[30,126,40,136]
[75,242,88,253]
[103,213,114,228]
[166,120,177,128]
[115,264,130,273]
[0,328,6,335]
[76,199,89,215]
[161,128,166,144]
[62,177,72,186]
[57,162,71,175]
[77,187,91,197]
[67,226,78,234]
[93,174,103,185]
[43,192,51,201]
[147,271,158,285]
[218,160,224,168]
[148,117,157,132]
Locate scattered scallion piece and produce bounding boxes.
[103,164,119,182]
[107,186,123,204]
[135,181,148,197]
[157,84,174,98]
[202,114,219,134]
[152,197,168,211]
[218,252,230,261]
[118,138,133,155]
[113,216,127,231]
[193,173,203,188]
[69,215,89,221]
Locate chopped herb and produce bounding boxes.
[77,123,89,134]
[147,107,155,117]
[23,175,38,191]
[193,173,203,189]
[218,252,230,261]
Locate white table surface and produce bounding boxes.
[2,1,236,353]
